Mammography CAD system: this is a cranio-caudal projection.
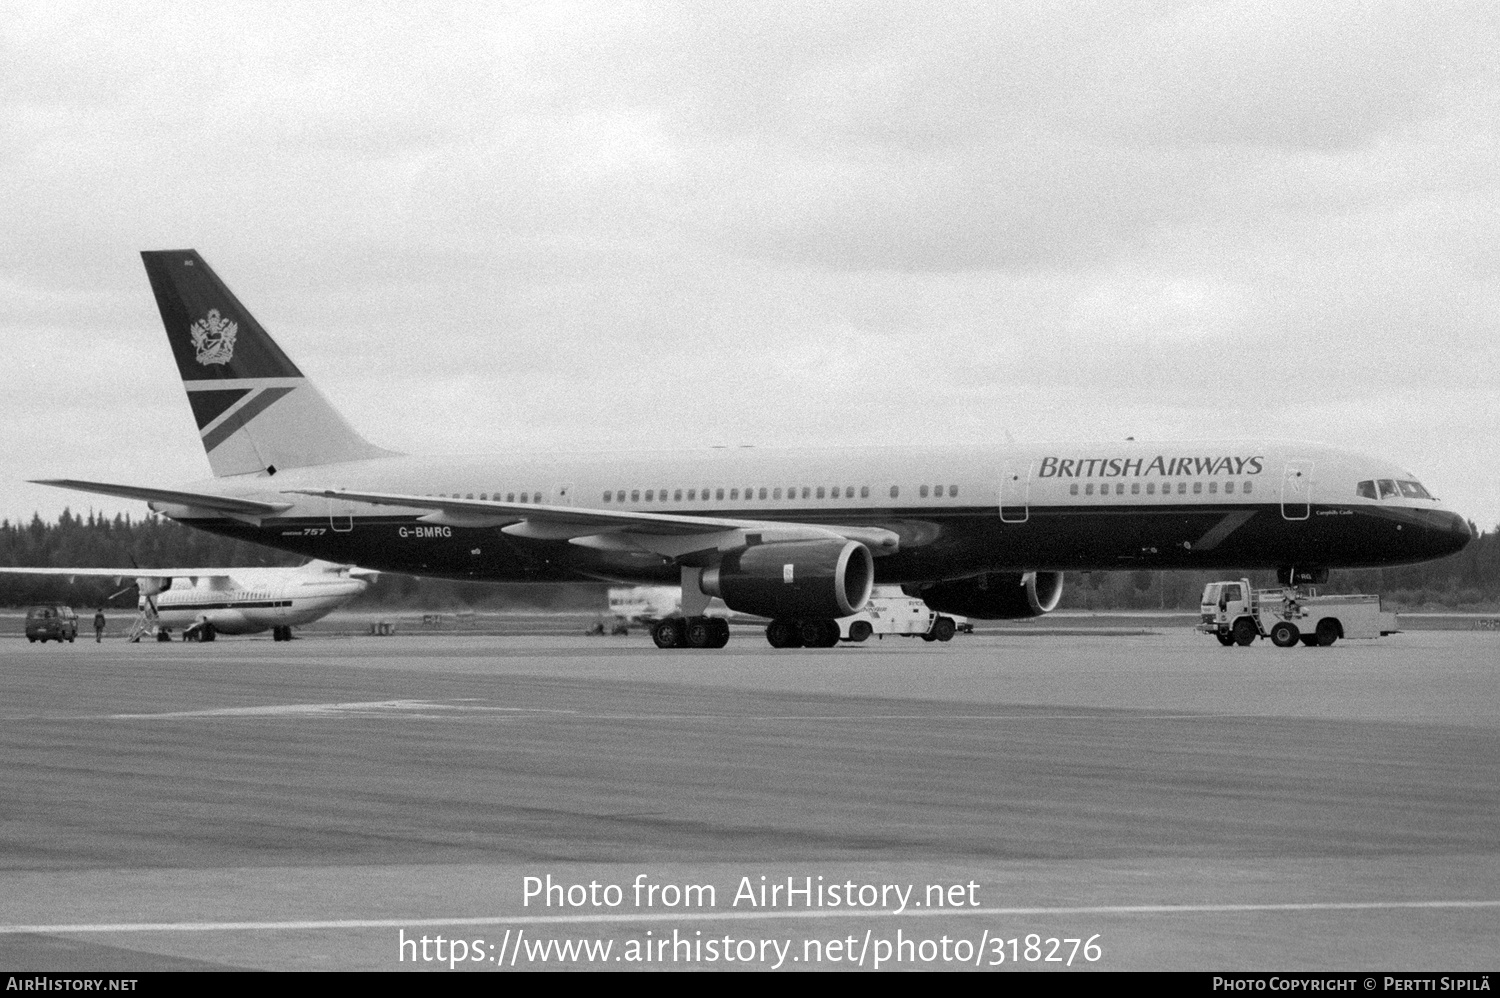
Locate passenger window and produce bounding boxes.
[534,493,542,503]
[687,489,695,500]
[1377,479,1398,499]
[846,485,854,497]
[715,489,724,500]
[756,487,764,500]
[1085,484,1094,496]
[1146,482,1155,495]
[1225,482,1234,494]
[773,488,782,500]
[730,489,738,500]
[466,493,474,500]
[1193,482,1202,494]
[631,490,640,502]
[1356,480,1377,499]
[816,487,825,499]
[861,486,870,498]
[919,485,929,498]
[1208,482,1217,494]
[1116,483,1124,495]
[507,492,516,502]
[831,486,840,498]
[674,489,682,501]
[948,485,957,497]
[603,491,612,502]
[802,487,811,499]
[1131,483,1140,495]
[889,486,899,499]
[645,490,654,501]
[1244,481,1252,494]
[1178,482,1187,495]
[1070,484,1079,495]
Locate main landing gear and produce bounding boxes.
[652,616,731,649]
[765,618,841,648]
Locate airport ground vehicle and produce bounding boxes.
[835,587,961,643]
[1197,578,1398,647]
[25,605,78,643]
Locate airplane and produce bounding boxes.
[31,250,1473,650]
[0,560,372,641]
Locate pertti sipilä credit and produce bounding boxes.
[1037,455,1266,479]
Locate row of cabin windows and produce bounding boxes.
[600,484,961,504]
[1069,480,1254,497]
[434,492,543,503]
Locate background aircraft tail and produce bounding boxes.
[140,250,392,477]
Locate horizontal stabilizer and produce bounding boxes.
[32,479,291,516]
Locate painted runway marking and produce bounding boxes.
[4,701,1293,724]
[104,700,578,719]
[5,899,1499,935]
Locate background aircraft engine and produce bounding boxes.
[701,540,873,619]
[912,571,1064,619]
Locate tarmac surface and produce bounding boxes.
[0,623,1496,972]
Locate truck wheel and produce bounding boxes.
[1232,618,1258,646]
[1270,621,1299,647]
[1315,619,1340,647]
[932,616,956,642]
[848,621,873,642]
[1299,635,1319,647]
[1215,633,1235,646]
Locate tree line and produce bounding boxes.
[2,510,1495,612]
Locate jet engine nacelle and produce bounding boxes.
[702,540,874,619]
[912,571,1064,619]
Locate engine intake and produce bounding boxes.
[702,540,873,619]
[912,571,1063,619]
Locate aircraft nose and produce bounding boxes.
[1435,510,1473,556]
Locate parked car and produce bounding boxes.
[25,605,78,643]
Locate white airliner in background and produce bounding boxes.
[0,560,371,641]
[31,250,1472,650]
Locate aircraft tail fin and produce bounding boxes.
[140,250,393,477]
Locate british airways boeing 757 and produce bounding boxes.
[32,251,1472,649]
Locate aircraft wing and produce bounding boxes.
[288,489,901,558]
[31,479,292,516]
[0,566,240,586]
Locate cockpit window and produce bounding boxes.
[1398,480,1433,499]
[1356,480,1376,499]
[1377,479,1398,499]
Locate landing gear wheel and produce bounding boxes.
[766,619,802,648]
[1232,618,1257,646]
[805,619,840,648]
[1216,632,1235,646]
[709,617,730,648]
[652,618,683,649]
[156,629,172,642]
[1270,621,1299,648]
[932,616,957,642]
[1315,619,1340,647]
[685,617,714,649]
[848,620,873,643]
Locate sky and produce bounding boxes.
[2,0,1497,530]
